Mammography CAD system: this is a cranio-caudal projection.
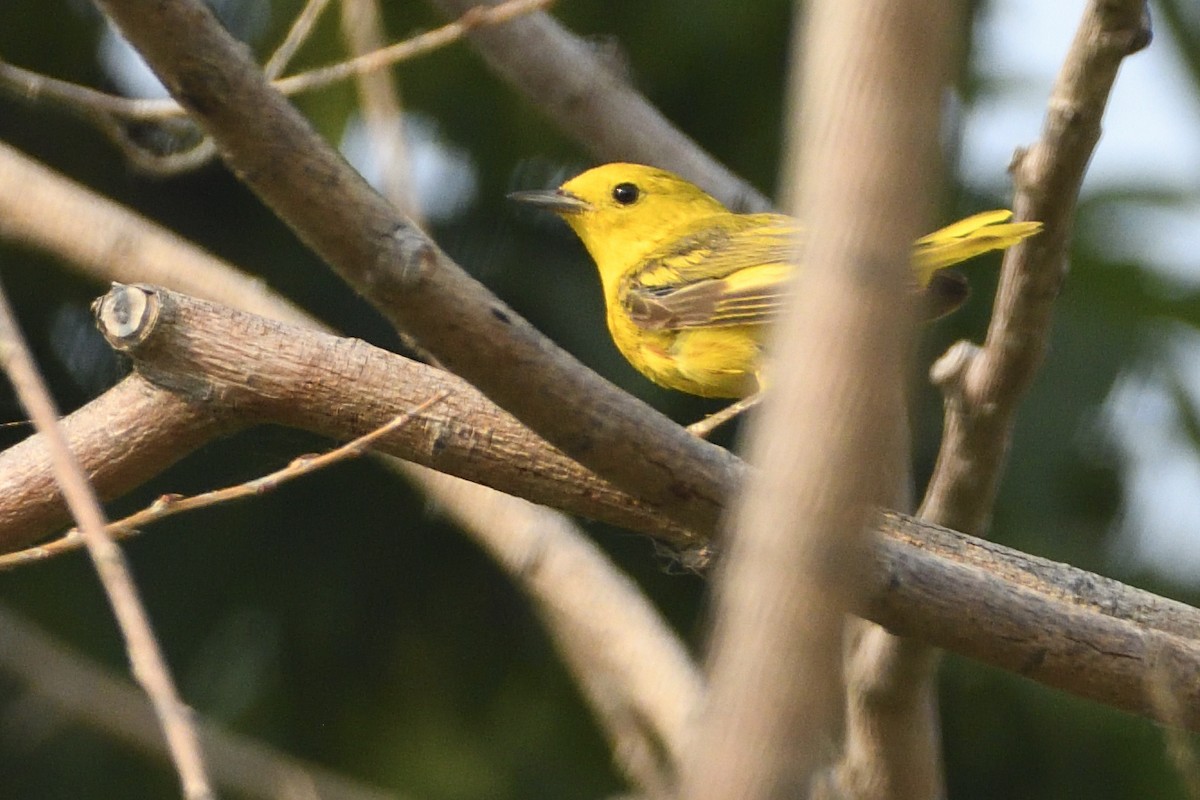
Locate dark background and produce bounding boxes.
[1,1,1198,797]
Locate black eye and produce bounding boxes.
[612,182,640,205]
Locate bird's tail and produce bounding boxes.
[912,210,1042,286]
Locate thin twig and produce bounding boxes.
[340,0,421,221]
[277,0,556,99]
[0,0,554,123]
[0,283,214,799]
[0,394,447,570]
[263,0,334,79]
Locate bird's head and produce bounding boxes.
[510,163,729,291]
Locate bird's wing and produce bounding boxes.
[622,214,800,331]
[621,210,1039,332]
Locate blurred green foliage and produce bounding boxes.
[1,1,1198,798]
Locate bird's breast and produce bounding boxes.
[606,309,761,399]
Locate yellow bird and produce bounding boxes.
[511,163,1040,428]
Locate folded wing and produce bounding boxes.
[622,210,1040,332]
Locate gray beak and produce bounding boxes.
[507,189,591,215]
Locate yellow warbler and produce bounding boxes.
[511,163,1040,401]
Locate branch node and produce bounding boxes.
[1123,7,1154,54]
[152,493,184,510]
[389,228,438,288]
[1007,145,1029,178]
[929,340,980,398]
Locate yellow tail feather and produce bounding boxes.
[913,210,1042,285]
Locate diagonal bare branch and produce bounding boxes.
[920,0,1152,535]
[0,603,402,800]
[0,285,213,798]
[90,0,741,538]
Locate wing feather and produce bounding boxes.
[620,209,1039,332]
[622,214,799,331]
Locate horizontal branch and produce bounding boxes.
[3,284,1200,730]
[873,512,1200,728]
[0,285,700,555]
[0,375,234,554]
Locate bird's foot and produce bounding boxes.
[686,393,762,439]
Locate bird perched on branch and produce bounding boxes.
[511,163,1041,435]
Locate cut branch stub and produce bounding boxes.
[94,283,159,347]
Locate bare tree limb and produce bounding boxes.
[0,286,213,798]
[870,512,1200,730]
[3,285,1200,730]
[0,286,698,554]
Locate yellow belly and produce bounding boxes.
[608,312,762,398]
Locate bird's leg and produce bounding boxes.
[686,392,763,438]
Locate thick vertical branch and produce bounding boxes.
[680,0,953,797]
